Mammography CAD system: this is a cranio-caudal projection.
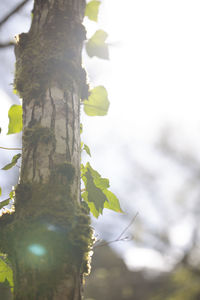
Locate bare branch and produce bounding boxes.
[0,0,30,28]
[116,212,139,241]
[0,41,15,49]
[94,212,139,248]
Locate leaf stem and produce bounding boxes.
[0,146,22,151]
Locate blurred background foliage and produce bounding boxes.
[1,1,200,299]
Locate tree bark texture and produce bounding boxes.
[0,1,93,299]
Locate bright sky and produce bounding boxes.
[83,0,200,145]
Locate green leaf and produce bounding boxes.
[83,144,91,156]
[7,105,22,135]
[81,163,108,215]
[0,128,1,134]
[86,29,109,59]
[84,86,109,116]
[81,162,122,217]
[94,177,109,190]
[0,199,10,210]
[82,192,100,218]
[103,190,123,213]
[9,190,15,200]
[87,165,110,189]
[13,88,19,96]
[0,257,13,289]
[85,0,101,22]
[1,153,21,170]
[80,123,83,134]
[0,187,1,196]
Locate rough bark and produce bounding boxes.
[0,1,93,299]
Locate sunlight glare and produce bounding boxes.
[96,0,200,142]
[28,244,46,256]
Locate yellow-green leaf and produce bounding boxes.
[81,162,122,217]
[80,123,83,134]
[9,190,15,200]
[103,190,123,213]
[84,86,109,116]
[85,1,101,22]
[0,187,1,196]
[7,105,22,135]
[82,163,108,214]
[86,30,109,59]
[1,153,21,170]
[0,199,10,209]
[82,194,100,218]
[83,144,91,156]
[0,257,13,289]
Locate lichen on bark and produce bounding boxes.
[0,1,93,299]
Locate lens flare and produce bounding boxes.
[28,244,46,256]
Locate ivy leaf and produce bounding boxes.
[13,88,19,96]
[0,257,13,290]
[94,177,109,190]
[7,105,22,135]
[9,190,15,200]
[81,163,108,215]
[1,153,21,170]
[82,163,107,214]
[81,162,123,217]
[82,192,100,218]
[80,123,83,134]
[103,190,123,213]
[83,144,91,156]
[0,199,10,210]
[84,86,109,116]
[85,1,101,22]
[86,30,109,59]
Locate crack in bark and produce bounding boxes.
[29,101,37,127]
[32,144,38,181]
[71,90,75,156]
[65,91,71,161]
[48,87,56,170]
[21,148,30,182]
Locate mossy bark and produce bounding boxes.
[0,1,93,299]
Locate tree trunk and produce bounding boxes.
[0,1,93,299]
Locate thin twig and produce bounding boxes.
[0,41,15,49]
[0,0,30,28]
[95,237,131,248]
[116,212,139,241]
[1,198,10,202]
[94,212,139,248]
[0,146,22,151]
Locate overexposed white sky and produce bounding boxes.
[83,0,200,144]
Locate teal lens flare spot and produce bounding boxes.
[28,244,46,256]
